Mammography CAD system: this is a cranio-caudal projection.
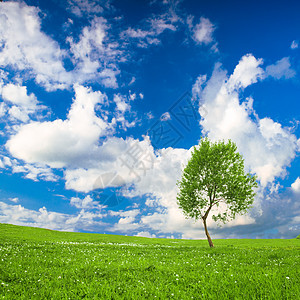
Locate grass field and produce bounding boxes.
[0,223,299,299]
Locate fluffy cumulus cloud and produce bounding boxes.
[291,177,300,193]
[1,84,37,108]
[193,17,215,44]
[193,54,299,187]
[4,84,155,192]
[227,54,264,89]
[188,16,217,51]
[0,1,121,91]
[135,231,156,238]
[0,201,107,231]
[0,1,71,90]
[0,83,39,122]
[109,209,141,231]
[64,136,155,192]
[70,195,105,210]
[6,85,109,168]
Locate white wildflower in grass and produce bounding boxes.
[286,277,290,279]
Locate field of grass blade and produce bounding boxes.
[0,223,299,299]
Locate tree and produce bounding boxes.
[177,138,257,248]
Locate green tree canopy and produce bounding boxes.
[177,138,257,247]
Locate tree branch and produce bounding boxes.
[214,197,224,202]
[202,204,213,221]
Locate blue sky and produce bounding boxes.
[0,0,299,239]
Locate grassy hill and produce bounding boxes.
[0,223,299,299]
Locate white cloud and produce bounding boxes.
[123,147,200,235]
[8,106,29,123]
[9,197,19,203]
[291,177,300,193]
[0,2,121,91]
[0,83,42,123]
[192,75,207,100]
[114,94,130,113]
[124,28,152,39]
[150,17,177,35]
[193,17,215,45]
[64,136,155,192]
[112,93,138,129]
[6,85,109,168]
[0,156,12,167]
[121,27,162,48]
[0,2,71,91]
[0,201,106,232]
[290,40,299,49]
[121,6,179,48]
[70,195,105,210]
[129,92,136,101]
[135,231,156,238]
[188,16,217,50]
[193,54,299,187]
[67,17,121,88]
[4,84,153,192]
[1,84,37,109]
[110,209,140,219]
[228,54,264,89]
[265,57,296,80]
[67,0,107,17]
[12,163,58,182]
[109,209,141,232]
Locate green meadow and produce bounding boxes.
[0,223,299,299]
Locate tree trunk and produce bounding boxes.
[203,218,214,248]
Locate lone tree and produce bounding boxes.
[177,138,257,248]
